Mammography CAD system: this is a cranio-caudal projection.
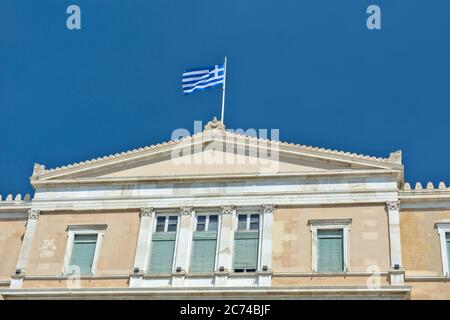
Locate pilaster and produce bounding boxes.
[214,205,236,285]
[386,200,404,285]
[129,208,155,287]
[259,204,275,286]
[10,209,40,288]
[172,207,195,286]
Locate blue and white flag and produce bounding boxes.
[182,64,224,95]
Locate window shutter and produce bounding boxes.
[69,234,97,275]
[233,231,259,270]
[190,231,217,273]
[148,233,176,273]
[317,229,344,273]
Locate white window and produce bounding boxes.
[148,215,179,273]
[309,219,351,273]
[237,214,260,231]
[63,225,106,276]
[436,223,450,277]
[234,213,261,272]
[195,214,219,232]
[154,215,178,233]
[190,214,220,273]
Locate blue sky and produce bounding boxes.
[0,1,449,196]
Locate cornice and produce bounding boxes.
[31,169,401,188]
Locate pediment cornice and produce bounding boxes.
[30,119,404,185]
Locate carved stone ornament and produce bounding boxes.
[386,201,400,211]
[140,207,155,218]
[180,206,194,215]
[32,163,46,177]
[220,205,235,215]
[204,117,226,131]
[262,204,275,214]
[28,209,40,220]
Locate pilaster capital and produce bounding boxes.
[28,209,40,220]
[180,206,194,216]
[386,200,400,211]
[220,205,235,215]
[140,207,155,218]
[262,204,275,214]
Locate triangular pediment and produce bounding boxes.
[31,118,403,185]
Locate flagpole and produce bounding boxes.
[220,56,227,124]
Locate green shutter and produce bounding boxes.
[317,229,344,273]
[233,231,259,271]
[190,231,217,273]
[69,234,97,275]
[148,233,176,273]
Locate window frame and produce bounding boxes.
[436,223,450,277]
[188,213,221,273]
[63,225,106,276]
[148,213,180,274]
[309,219,351,273]
[195,213,220,232]
[153,214,179,233]
[233,212,262,273]
[236,213,260,231]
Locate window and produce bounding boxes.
[69,234,97,275]
[237,214,260,231]
[190,215,219,273]
[148,215,178,273]
[317,229,344,272]
[309,219,351,273]
[436,223,450,276]
[155,215,178,233]
[64,225,106,276]
[233,214,260,272]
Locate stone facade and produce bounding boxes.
[0,119,449,299]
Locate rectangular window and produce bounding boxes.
[148,215,178,273]
[249,214,260,230]
[196,215,207,231]
[68,234,98,275]
[317,229,344,273]
[237,214,247,231]
[190,215,219,273]
[167,216,178,232]
[233,214,260,272]
[64,225,106,276]
[208,215,218,231]
[155,216,165,232]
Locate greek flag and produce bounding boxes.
[182,64,224,95]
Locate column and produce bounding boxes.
[386,200,404,285]
[259,204,274,286]
[214,205,235,286]
[172,206,195,287]
[10,209,40,289]
[129,207,155,288]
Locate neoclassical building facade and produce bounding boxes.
[0,119,449,299]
